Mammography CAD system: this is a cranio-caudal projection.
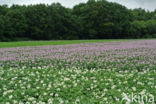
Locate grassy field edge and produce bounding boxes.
[0,39,153,48]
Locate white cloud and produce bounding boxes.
[108,0,156,11]
[0,0,88,8]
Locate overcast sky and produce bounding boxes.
[0,0,155,11]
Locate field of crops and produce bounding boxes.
[0,40,156,104]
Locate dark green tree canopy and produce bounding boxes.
[0,0,156,41]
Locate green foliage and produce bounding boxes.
[130,20,156,38]
[6,8,27,38]
[0,16,4,40]
[0,0,156,41]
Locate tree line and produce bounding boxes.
[0,0,156,41]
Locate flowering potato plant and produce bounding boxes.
[0,40,156,103]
